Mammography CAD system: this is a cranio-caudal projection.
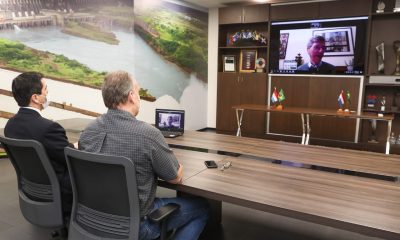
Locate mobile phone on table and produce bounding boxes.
[204,160,218,168]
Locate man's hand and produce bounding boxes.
[168,163,183,184]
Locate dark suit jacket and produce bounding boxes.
[297,61,336,74]
[4,108,72,188]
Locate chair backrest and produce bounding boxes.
[0,135,63,227]
[64,147,140,240]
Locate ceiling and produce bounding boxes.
[183,0,331,8]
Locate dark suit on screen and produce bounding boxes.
[297,61,336,74]
[4,108,72,214]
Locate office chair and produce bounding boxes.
[64,147,180,240]
[0,136,66,238]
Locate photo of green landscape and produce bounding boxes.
[134,0,208,81]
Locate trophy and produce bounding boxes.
[380,96,386,112]
[376,42,385,74]
[376,1,385,13]
[369,119,378,143]
[394,0,400,12]
[394,40,400,76]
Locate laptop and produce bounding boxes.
[155,109,185,138]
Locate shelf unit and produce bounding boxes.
[215,0,400,153]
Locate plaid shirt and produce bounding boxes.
[79,109,179,217]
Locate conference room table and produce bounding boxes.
[163,148,400,240]
[60,119,400,239]
[232,104,394,154]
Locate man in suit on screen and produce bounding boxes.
[297,35,336,74]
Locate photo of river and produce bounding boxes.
[0,27,191,101]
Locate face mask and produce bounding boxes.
[42,94,50,109]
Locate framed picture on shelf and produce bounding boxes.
[240,49,257,72]
[313,27,355,56]
[222,55,236,72]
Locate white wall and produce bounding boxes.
[207,8,219,128]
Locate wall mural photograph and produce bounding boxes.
[0,0,208,130]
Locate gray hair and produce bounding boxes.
[307,35,326,49]
[102,71,136,109]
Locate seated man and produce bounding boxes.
[4,72,74,217]
[79,71,209,240]
[297,36,336,74]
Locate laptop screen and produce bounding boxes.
[155,109,185,133]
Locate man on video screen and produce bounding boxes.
[297,36,335,74]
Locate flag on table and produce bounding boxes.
[278,88,286,102]
[338,90,345,108]
[271,87,279,103]
[346,90,351,105]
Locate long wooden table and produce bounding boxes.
[59,120,400,239]
[166,151,400,239]
[166,131,400,180]
[232,104,394,154]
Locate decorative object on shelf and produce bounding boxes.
[279,33,289,59]
[222,55,236,72]
[368,119,378,143]
[227,30,267,47]
[367,94,377,108]
[394,0,400,12]
[337,90,346,112]
[396,134,400,144]
[389,132,396,145]
[255,57,266,73]
[376,42,385,74]
[376,1,385,13]
[295,53,303,67]
[239,49,257,72]
[344,59,354,72]
[380,95,386,112]
[393,40,400,76]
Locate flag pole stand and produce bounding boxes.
[337,108,343,113]
[276,104,283,110]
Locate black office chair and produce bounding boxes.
[64,147,180,240]
[0,136,66,238]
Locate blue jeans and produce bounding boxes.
[139,197,209,240]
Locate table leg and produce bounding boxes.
[301,113,306,144]
[236,109,244,137]
[386,120,392,154]
[305,114,311,145]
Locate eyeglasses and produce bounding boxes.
[220,161,232,171]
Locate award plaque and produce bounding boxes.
[223,55,236,72]
[240,49,257,73]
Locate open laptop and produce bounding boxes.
[155,109,185,138]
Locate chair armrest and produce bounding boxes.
[148,203,180,223]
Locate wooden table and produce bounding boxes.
[167,149,400,240]
[59,122,400,239]
[232,104,394,154]
[166,131,400,181]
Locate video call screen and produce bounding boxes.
[269,17,368,75]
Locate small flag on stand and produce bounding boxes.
[346,90,351,106]
[271,87,279,103]
[338,90,345,109]
[278,89,286,102]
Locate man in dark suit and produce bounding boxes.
[297,36,336,74]
[4,72,73,217]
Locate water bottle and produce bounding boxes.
[389,132,396,145]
